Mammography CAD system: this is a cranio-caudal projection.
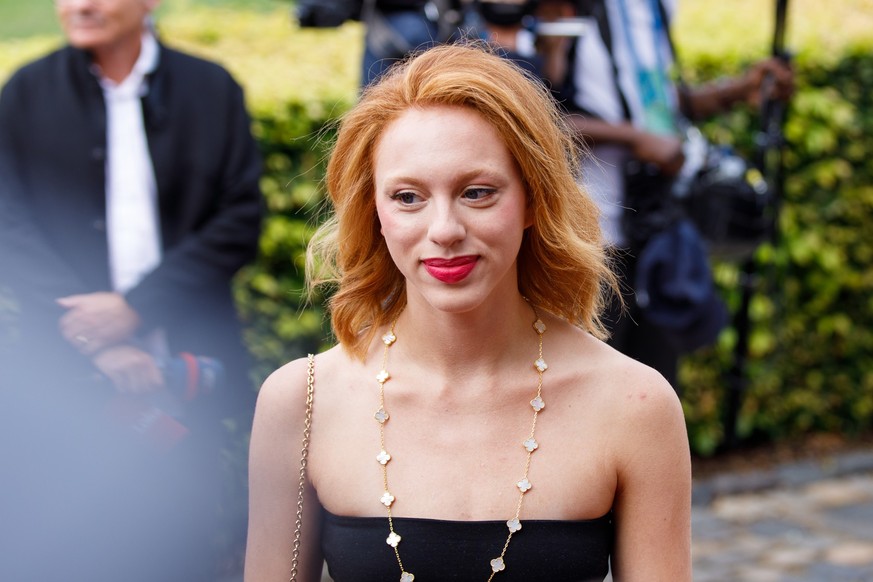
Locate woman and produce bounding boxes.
[245,44,691,581]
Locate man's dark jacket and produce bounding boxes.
[0,42,263,408]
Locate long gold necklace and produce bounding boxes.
[373,305,548,581]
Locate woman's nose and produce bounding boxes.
[427,202,466,247]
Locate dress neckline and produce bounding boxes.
[322,508,614,526]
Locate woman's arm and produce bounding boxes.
[245,357,325,582]
[610,365,692,581]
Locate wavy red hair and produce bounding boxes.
[307,43,617,359]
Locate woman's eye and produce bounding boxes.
[463,187,495,201]
[391,191,420,205]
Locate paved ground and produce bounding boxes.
[692,470,873,582]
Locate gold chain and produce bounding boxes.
[374,305,548,581]
[289,353,316,582]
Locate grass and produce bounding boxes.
[0,0,59,39]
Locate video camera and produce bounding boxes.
[477,0,588,37]
[296,0,362,28]
[672,126,772,259]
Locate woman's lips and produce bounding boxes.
[422,256,478,284]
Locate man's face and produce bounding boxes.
[55,0,159,52]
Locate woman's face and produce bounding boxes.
[373,105,531,314]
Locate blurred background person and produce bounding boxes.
[0,0,262,579]
[474,0,585,87]
[474,0,545,78]
[361,0,468,85]
[561,0,792,389]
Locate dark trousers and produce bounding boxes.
[604,247,680,391]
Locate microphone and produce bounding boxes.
[159,352,225,402]
[101,353,225,453]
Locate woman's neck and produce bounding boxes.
[391,291,538,377]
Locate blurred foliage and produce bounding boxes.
[158,7,362,111]
[0,0,58,39]
[679,45,873,455]
[2,3,872,456]
[235,102,340,383]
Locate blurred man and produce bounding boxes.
[0,0,262,579]
[474,0,584,86]
[475,0,545,78]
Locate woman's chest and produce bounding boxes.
[309,387,617,521]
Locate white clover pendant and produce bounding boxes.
[534,358,548,373]
[523,437,538,452]
[530,396,545,412]
[506,518,522,533]
[376,369,390,384]
[383,331,397,345]
[380,491,395,507]
[400,573,414,582]
[376,450,391,465]
[490,557,506,572]
[517,478,532,493]
[374,408,389,424]
[533,319,547,334]
[386,532,402,547]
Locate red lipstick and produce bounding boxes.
[422,256,478,284]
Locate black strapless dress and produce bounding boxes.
[321,509,614,581]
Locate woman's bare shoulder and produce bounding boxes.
[583,339,688,466]
[598,340,680,418]
[258,356,311,405]
[255,345,348,427]
[555,325,682,424]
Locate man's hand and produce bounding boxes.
[56,291,141,355]
[741,57,794,108]
[631,131,686,177]
[92,344,165,394]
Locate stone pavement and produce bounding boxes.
[690,450,873,582]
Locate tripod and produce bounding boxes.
[721,0,791,450]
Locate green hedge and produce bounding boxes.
[235,102,340,382]
[2,5,871,456]
[680,48,873,454]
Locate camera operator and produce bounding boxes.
[475,1,590,91]
[562,0,792,389]
[475,0,544,78]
